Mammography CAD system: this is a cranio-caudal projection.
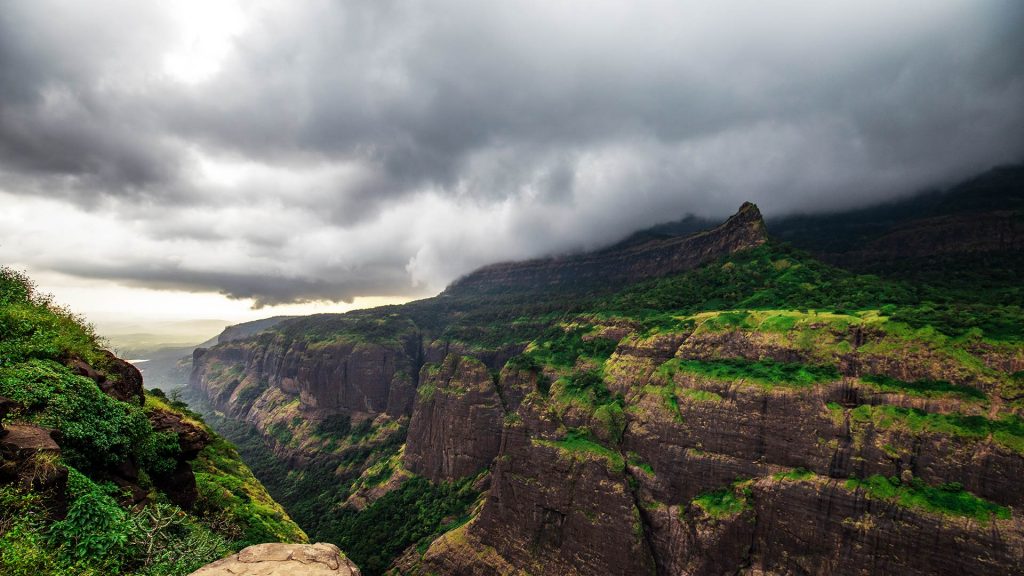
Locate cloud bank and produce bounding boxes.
[1,0,1022,306]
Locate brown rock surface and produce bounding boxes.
[0,423,68,512]
[404,355,504,482]
[190,543,361,576]
[67,350,145,405]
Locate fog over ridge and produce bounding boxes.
[1,0,1022,308]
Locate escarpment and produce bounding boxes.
[443,201,768,298]
[187,195,1024,576]
[403,317,1024,575]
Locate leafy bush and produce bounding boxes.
[50,470,133,570]
[0,360,180,474]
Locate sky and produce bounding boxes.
[1,0,1022,340]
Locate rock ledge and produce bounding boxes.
[189,543,361,576]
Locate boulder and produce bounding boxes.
[190,543,361,576]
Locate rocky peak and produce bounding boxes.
[443,202,768,298]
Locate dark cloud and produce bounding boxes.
[1,1,1022,306]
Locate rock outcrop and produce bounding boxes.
[190,543,361,576]
[0,421,68,513]
[67,349,145,405]
[410,320,1024,575]
[404,355,504,482]
[191,328,421,421]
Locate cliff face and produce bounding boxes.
[192,330,422,422]
[403,355,504,482]
[187,197,1024,576]
[409,318,1024,576]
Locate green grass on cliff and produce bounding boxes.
[846,475,1010,521]
[657,357,840,388]
[536,429,626,472]
[523,324,618,369]
[691,481,752,519]
[849,405,1024,454]
[603,244,1024,342]
[860,374,986,401]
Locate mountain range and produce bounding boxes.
[182,164,1024,575]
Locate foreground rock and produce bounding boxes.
[190,543,361,576]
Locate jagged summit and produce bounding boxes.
[443,202,767,298]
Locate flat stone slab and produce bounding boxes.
[1,424,60,454]
[190,543,361,576]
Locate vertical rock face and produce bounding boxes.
[403,355,504,482]
[191,330,422,421]
[477,408,655,576]
[414,392,657,576]
[412,321,1024,576]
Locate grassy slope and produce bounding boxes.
[0,267,305,576]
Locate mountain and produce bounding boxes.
[770,163,1024,260]
[444,202,766,298]
[186,178,1024,576]
[0,268,309,575]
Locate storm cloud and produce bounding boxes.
[1,0,1023,306]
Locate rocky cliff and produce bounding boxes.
[188,195,1024,575]
[400,312,1024,575]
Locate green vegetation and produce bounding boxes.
[691,480,752,518]
[0,359,180,474]
[846,475,1010,521]
[323,475,480,576]
[861,374,986,400]
[605,244,1024,342]
[1,466,233,576]
[538,429,625,472]
[192,435,308,547]
[659,357,839,388]
[524,325,618,369]
[558,369,614,404]
[773,467,815,481]
[0,267,304,575]
[627,451,655,475]
[849,405,1024,454]
[0,268,105,367]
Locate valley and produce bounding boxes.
[180,166,1024,575]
